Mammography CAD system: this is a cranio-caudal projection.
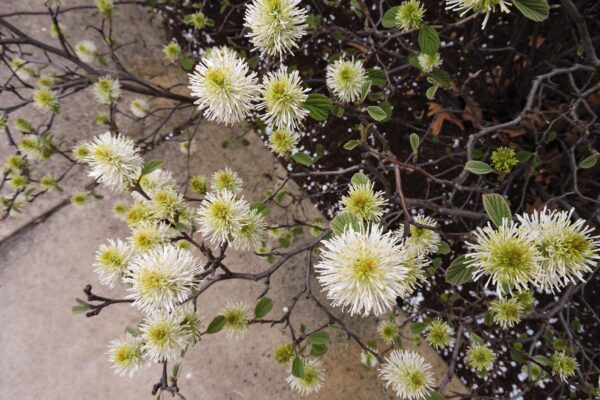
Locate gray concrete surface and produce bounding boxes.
[0,1,467,399]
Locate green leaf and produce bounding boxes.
[206,315,226,333]
[292,356,304,378]
[408,53,421,69]
[330,212,360,235]
[307,331,330,345]
[532,355,550,366]
[367,106,387,121]
[331,104,344,118]
[141,159,164,176]
[72,298,91,314]
[303,93,332,121]
[428,69,451,87]
[465,160,494,175]
[409,133,420,152]
[254,297,273,319]
[512,0,549,21]
[343,139,361,150]
[578,154,597,169]
[410,322,426,335]
[365,68,388,88]
[436,241,451,255]
[445,255,473,285]
[382,6,400,28]
[292,152,314,166]
[351,172,370,185]
[359,80,372,103]
[482,193,512,227]
[310,343,328,357]
[427,392,446,400]
[418,25,440,55]
[180,56,194,71]
[425,86,438,100]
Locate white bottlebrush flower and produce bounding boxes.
[129,220,171,252]
[286,359,324,396]
[446,0,511,28]
[466,221,541,296]
[517,208,599,293]
[140,311,189,362]
[489,297,523,329]
[244,0,308,57]
[379,350,435,400]
[395,0,426,32]
[75,40,97,63]
[11,57,34,81]
[139,168,176,196]
[378,319,400,344]
[107,335,146,377]
[405,215,442,257]
[267,128,299,157]
[129,98,151,118]
[417,52,442,73]
[196,190,248,245]
[32,88,58,112]
[315,225,410,317]
[341,180,387,221]
[361,346,379,368]
[397,247,429,297]
[188,46,260,125]
[83,132,143,192]
[232,209,267,251]
[326,58,367,103]
[258,67,309,131]
[94,239,134,287]
[126,245,203,313]
[126,200,156,227]
[425,319,455,350]
[150,187,187,221]
[93,76,121,104]
[465,343,495,372]
[211,167,243,193]
[177,303,203,344]
[222,302,253,340]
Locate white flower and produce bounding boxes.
[341,180,387,221]
[140,311,189,362]
[196,190,248,245]
[489,297,523,329]
[126,245,203,313]
[107,335,146,377]
[232,209,266,251]
[83,132,143,192]
[517,208,599,293]
[211,167,243,193]
[188,46,260,125]
[94,239,133,287]
[267,128,299,157]
[361,346,379,368]
[129,221,171,252]
[404,215,442,257]
[150,187,188,221]
[177,303,203,344]
[11,57,34,81]
[222,302,253,340]
[446,0,511,28]
[139,168,176,196]
[379,350,435,400]
[397,247,429,297]
[244,0,308,57]
[425,319,455,350]
[315,225,411,317]
[326,58,367,103]
[417,52,442,73]
[286,359,324,395]
[93,76,121,104]
[466,221,541,296]
[258,67,309,131]
[75,40,97,63]
[129,98,151,118]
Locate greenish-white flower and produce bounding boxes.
[405,215,442,257]
[126,200,156,227]
[140,168,175,196]
[107,335,146,377]
[446,0,510,28]
[489,297,523,329]
[222,301,253,340]
[326,58,367,103]
[37,75,56,89]
[140,311,189,362]
[197,190,248,245]
[83,132,142,192]
[232,209,266,251]
[378,319,400,344]
[126,245,203,313]
[184,11,209,29]
[93,76,121,105]
[129,221,171,252]
[163,42,182,63]
[315,225,411,316]
[70,191,89,207]
[32,88,58,112]
[466,221,540,297]
[11,57,34,81]
[425,319,454,350]
[465,343,495,372]
[211,167,243,193]
[341,180,387,221]
[379,350,435,400]
[417,52,441,73]
[188,46,260,125]
[18,135,53,160]
[517,208,599,293]
[267,128,299,157]
[96,0,114,15]
[189,175,208,196]
[274,343,295,365]
[286,358,324,395]
[150,187,187,221]
[259,67,309,131]
[94,239,133,287]
[395,0,426,31]
[177,303,203,344]
[244,0,308,57]
[75,40,97,63]
[129,98,151,118]
[550,351,578,381]
[361,345,379,368]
